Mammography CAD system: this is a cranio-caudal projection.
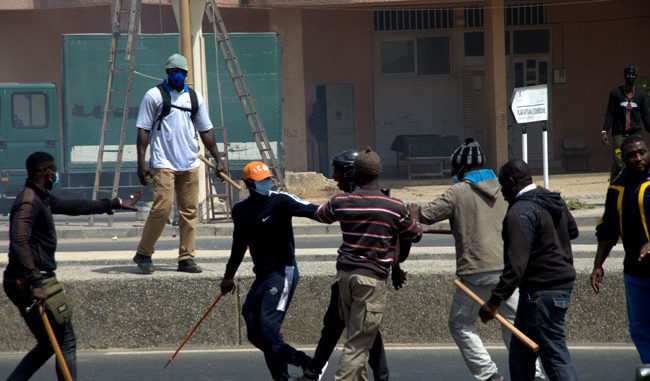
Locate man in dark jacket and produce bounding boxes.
[593,135,650,363]
[601,65,650,181]
[479,159,578,381]
[220,161,318,381]
[3,151,140,381]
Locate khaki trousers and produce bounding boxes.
[136,167,199,261]
[335,271,387,381]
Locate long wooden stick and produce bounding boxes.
[164,293,224,368]
[423,228,452,234]
[454,279,540,353]
[198,154,242,190]
[39,306,74,381]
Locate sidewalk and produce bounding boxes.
[0,172,609,241]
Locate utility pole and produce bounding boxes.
[170,0,210,218]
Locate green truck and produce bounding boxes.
[0,33,282,212]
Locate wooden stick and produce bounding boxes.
[423,228,452,234]
[164,293,224,368]
[198,154,242,190]
[39,306,74,381]
[453,279,540,353]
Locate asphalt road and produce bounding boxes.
[0,345,641,380]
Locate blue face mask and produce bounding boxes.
[253,178,273,196]
[52,172,60,189]
[46,170,59,190]
[167,70,187,88]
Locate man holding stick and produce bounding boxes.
[408,138,544,381]
[219,161,318,381]
[3,151,141,381]
[133,53,226,274]
[479,159,578,381]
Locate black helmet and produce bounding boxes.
[331,149,358,192]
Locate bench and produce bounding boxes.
[563,136,588,172]
[390,135,460,180]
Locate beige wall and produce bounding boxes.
[548,0,650,170]
[269,9,308,171]
[301,9,375,170]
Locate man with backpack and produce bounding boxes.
[133,53,226,274]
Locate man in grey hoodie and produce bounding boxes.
[408,139,544,381]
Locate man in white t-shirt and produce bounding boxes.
[133,53,226,274]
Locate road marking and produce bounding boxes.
[102,344,636,356]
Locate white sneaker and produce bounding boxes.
[318,361,328,381]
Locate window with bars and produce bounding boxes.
[374,8,454,31]
[380,36,451,75]
[463,3,546,28]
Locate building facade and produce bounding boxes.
[2,0,649,176]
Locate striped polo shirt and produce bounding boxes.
[316,188,422,279]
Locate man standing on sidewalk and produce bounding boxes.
[315,147,422,380]
[4,151,140,381]
[220,161,318,381]
[133,53,226,274]
[408,139,544,381]
[600,65,650,181]
[592,135,650,363]
[480,159,578,381]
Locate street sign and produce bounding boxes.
[510,84,548,124]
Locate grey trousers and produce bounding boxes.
[450,273,545,381]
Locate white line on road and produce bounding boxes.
[102,344,636,356]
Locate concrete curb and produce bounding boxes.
[0,258,630,352]
[0,209,604,241]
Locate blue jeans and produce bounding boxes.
[510,289,577,381]
[624,273,650,363]
[242,266,310,381]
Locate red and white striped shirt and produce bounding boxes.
[316,189,422,279]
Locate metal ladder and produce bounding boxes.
[203,126,233,221]
[205,0,286,190]
[90,0,142,226]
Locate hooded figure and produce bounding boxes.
[408,140,546,381]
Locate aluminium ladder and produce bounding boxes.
[203,126,233,221]
[206,0,286,190]
[90,0,142,226]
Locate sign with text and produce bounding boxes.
[510,84,548,124]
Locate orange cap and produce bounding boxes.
[242,161,273,181]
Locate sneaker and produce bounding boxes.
[133,254,154,274]
[488,373,505,381]
[177,259,202,273]
[300,361,327,381]
[318,361,328,381]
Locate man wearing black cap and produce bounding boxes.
[315,147,422,380]
[408,139,544,381]
[601,65,650,181]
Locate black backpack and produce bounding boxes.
[154,83,198,130]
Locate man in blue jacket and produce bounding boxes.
[220,161,318,381]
